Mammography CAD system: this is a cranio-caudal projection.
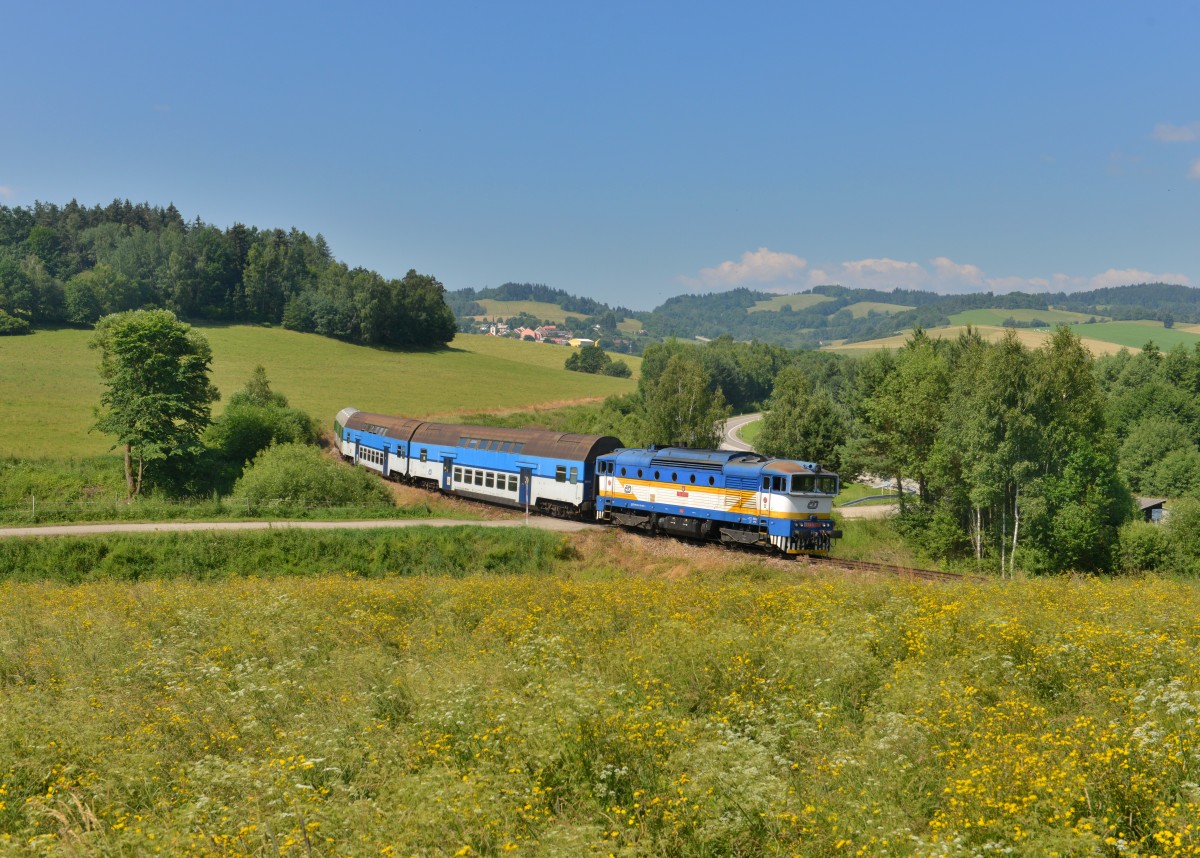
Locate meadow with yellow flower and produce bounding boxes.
[2,527,1200,855]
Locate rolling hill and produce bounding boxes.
[0,327,640,458]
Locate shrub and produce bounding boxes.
[1116,520,1173,574]
[0,309,31,335]
[231,443,393,510]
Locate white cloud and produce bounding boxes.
[684,249,1191,297]
[931,256,986,287]
[1085,268,1192,290]
[0,185,12,200]
[1190,159,1200,180]
[1153,121,1200,142]
[804,256,1189,294]
[830,257,928,290]
[687,247,808,289]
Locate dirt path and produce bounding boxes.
[0,517,599,540]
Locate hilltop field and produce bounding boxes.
[0,327,639,459]
[825,318,1198,356]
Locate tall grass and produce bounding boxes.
[2,564,1200,854]
[0,526,572,583]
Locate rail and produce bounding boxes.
[801,555,983,583]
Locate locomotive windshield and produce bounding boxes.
[791,474,839,495]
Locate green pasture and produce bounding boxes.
[0,326,639,458]
[748,293,833,313]
[948,307,1104,326]
[474,299,642,333]
[1066,320,1200,351]
[841,300,914,318]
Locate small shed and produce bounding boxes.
[1136,497,1167,523]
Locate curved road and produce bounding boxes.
[0,516,596,540]
[721,412,762,452]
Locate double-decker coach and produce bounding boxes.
[334,408,621,516]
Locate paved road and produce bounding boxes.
[0,517,597,540]
[721,412,762,452]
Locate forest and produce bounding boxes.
[0,200,456,347]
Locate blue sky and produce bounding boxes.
[3,1,1198,310]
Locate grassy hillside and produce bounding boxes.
[842,300,914,318]
[748,293,833,312]
[0,326,640,458]
[948,308,1104,326]
[474,299,642,333]
[826,320,1196,356]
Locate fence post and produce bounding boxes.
[31,494,35,519]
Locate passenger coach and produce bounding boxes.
[334,408,621,516]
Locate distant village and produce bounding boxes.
[474,318,641,352]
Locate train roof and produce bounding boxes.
[339,408,622,459]
[411,421,622,460]
[341,409,425,440]
[605,446,832,475]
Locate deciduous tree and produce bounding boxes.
[91,309,219,496]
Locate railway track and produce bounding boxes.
[800,555,981,583]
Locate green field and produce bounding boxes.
[0,327,640,458]
[948,308,1105,326]
[474,299,642,333]
[3,528,1200,855]
[1062,320,1200,351]
[842,300,914,318]
[825,319,1199,357]
[748,293,833,313]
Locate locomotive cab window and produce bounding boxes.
[772,476,786,492]
[817,476,838,495]
[762,477,770,491]
[791,475,815,493]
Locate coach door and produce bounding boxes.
[518,467,533,506]
[441,456,455,491]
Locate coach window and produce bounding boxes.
[508,475,518,492]
[556,466,567,482]
[486,472,495,488]
[454,467,462,482]
[570,467,578,483]
[420,449,427,462]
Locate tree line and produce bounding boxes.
[550,328,1200,575]
[0,200,456,347]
